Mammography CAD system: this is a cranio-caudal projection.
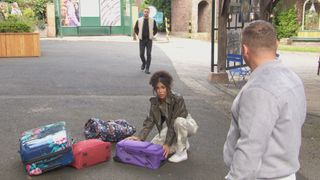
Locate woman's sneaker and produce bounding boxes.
[168,149,188,163]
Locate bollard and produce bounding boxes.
[188,21,192,38]
[165,17,170,41]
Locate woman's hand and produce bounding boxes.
[163,144,170,158]
[126,136,141,141]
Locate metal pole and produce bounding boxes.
[302,0,310,31]
[56,0,63,37]
[211,0,215,72]
[188,21,192,38]
[317,56,320,76]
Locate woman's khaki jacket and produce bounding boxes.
[137,92,188,146]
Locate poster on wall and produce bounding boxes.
[227,30,241,54]
[80,0,99,17]
[100,0,121,26]
[60,0,80,26]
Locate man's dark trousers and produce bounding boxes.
[139,38,152,71]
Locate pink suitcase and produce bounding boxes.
[71,139,111,169]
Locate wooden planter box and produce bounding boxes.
[0,33,40,57]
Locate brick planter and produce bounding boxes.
[0,32,40,57]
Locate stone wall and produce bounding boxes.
[171,0,192,32]
[197,0,211,32]
[171,0,212,34]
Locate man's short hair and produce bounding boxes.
[242,20,277,53]
[144,7,150,11]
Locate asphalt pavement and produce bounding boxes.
[0,36,317,179]
[0,40,230,179]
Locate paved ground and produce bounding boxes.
[0,40,229,179]
[155,37,320,180]
[0,36,318,179]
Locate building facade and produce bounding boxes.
[55,0,133,36]
[171,0,218,40]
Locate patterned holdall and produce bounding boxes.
[84,118,136,142]
[19,121,74,176]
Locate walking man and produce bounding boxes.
[134,7,158,74]
[223,20,306,180]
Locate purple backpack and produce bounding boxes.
[114,139,165,169]
[84,118,136,142]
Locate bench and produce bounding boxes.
[290,37,320,42]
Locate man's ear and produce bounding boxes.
[242,44,249,56]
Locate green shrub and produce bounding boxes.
[4,0,26,7]
[31,0,53,21]
[273,8,299,39]
[5,0,53,21]
[0,15,35,32]
[33,0,47,20]
[23,8,35,19]
[36,18,46,30]
[141,0,171,32]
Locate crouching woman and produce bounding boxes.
[127,70,198,163]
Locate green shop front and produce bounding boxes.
[54,0,132,36]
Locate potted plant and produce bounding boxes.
[0,3,40,57]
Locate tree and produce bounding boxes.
[259,0,280,21]
[141,0,171,31]
[217,0,281,73]
[4,0,53,21]
[274,8,299,39]
[296,0,303,25]
[217,0,230,73]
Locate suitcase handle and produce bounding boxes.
[24,147,72,164]
[32,154,64,165]
[42,163,63,173]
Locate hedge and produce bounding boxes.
[0,15,34,33]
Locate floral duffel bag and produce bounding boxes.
[84,118,136,142]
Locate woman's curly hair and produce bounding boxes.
[149,70,173,92]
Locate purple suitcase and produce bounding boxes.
[114,139,165,169]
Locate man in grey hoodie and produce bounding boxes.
[223,20,306,180]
